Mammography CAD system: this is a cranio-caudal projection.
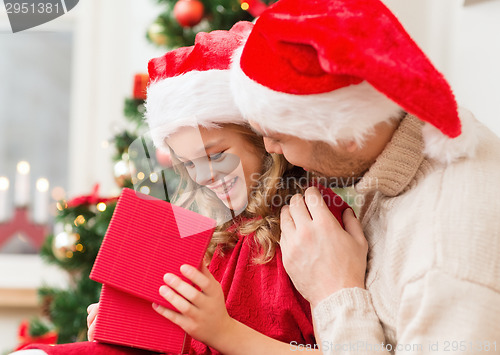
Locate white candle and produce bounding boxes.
[0,177,9,223]
[15,161,30,207]
[33,178,50,224]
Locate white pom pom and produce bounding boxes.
[422,107,480,164]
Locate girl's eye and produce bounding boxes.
[183,160,195,169]
[209,152,225,161]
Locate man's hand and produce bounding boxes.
[280,186,368,308]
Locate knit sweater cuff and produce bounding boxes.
[313,287,373,324]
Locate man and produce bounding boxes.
[230,0,500,353]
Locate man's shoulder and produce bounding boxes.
[446,122,500,169]
[416,122,500,202]
[395,124,500,239]
[388,124,500,290]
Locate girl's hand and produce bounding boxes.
[86,302,99,341]
[153,263,233,348]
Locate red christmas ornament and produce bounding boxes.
[133,73,149,100]
[156,149,172,168]
[173,0,204,28]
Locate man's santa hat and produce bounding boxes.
[231,0,479,164]
[145,21,253,151]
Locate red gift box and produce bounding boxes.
[90,188,216,354]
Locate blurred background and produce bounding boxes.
[0,0,499,352]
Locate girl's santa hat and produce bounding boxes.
[230,0,479,164]
[146,21,253,151]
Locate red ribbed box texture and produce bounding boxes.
[90,188,216,354]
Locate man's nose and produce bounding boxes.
[263,137,283,154]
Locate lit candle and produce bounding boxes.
[33,178,50,224]
[15,161,30,207]
[0,177,9,223]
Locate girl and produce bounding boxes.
[15,22,350,355]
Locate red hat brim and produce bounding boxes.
[240,0,460,138]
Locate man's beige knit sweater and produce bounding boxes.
[313,114,500,354]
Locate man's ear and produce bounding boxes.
[337,140,359,153]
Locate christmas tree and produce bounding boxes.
[146,0,271,48]
[37,187,117,344]
[14,0,274,349]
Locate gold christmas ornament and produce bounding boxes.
[148,21,169,46]
[113,159,133,188]
[52,231,79,261]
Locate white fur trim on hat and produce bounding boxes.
[422,107,480,164]
[231,46,480,165]
[145,69,243,151]
[230,46,402,147]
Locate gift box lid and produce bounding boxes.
[90,188,216,310]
